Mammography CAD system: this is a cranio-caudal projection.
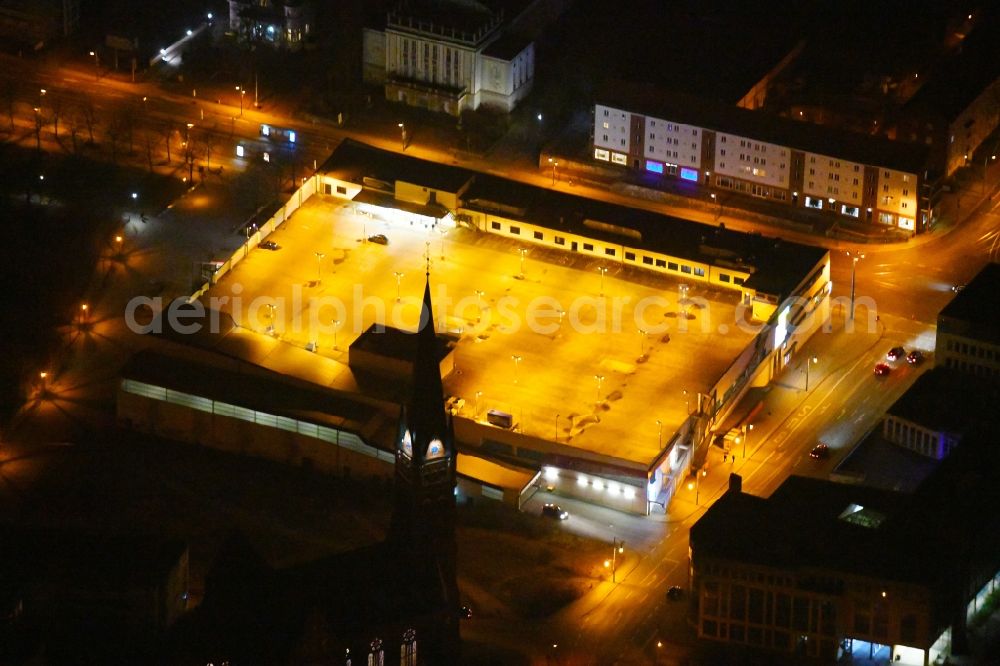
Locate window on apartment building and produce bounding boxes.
[720,273,731,283]
[852,178,859,185]
[720,136,726,143]
[490,221,501,230]
[620,139,626,146]
[902,202,908,209]
[810,156,816,163]
[605,248,616,256]
[603,122,609,129]
[692,129,698,136]
[533,231,543,240]
[809,168,815,176]
[602,134,608,142]
[668,262,678,271]
[625,251,636,261]
[583,243,594,251]
[681,265,692,274]
[720,149,726,156]
[734,276,745,285]
[655,259,666,268]
[694,267,705,277]
[902,189,909,196]
[902,174,910,182]
[603,109,609,116]
[884,171,890,178]
[336,185,347,195]
[883,184,889,192]
[554,236,565,245]
[642,256,653,265]
[649,133,655,140]
[510,226,520,235]
[779,163,785,169]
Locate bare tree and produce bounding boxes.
[200,126,218,171]
[50,95,62,140]
[144,130,155,173]
[1,80,16,131]
[68,110,82,154]
[159,120,174,163]
[32,107,44,150]
[82,101,97,145]
[107,115,123,164]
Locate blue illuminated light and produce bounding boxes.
[645,160,664,174]
[680,167,699,182]
[289,131,296,143]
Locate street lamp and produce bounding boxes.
[687,468,708,505]
[394,271,404,301]
[594,374,605,403]
[606,538,625,583]
[598,266,608,296]
[235,86,245,116]
[314,251,325,282]
[683,389,690,415]
[847,251,865,321]
[804,356,819,391]
[638,328,646,356]
[88,50,99,80]
[512,354,522,383]
[475,390,483,419]
[548,157,559,186]
[555,413,560,441]
[656,419,662,447]
[398,122,406,150]
[332,318,341,349]
[518,247,528,278]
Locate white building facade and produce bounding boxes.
[592,101,930,233]
[363,1,536,116]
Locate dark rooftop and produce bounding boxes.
[597,82,932,175]
[350,322,453,364]
[937,262,1000,344]
[555,0,804,105]
[886,367,1000,433]
[121,346,382,437]
[320,139,471,194]
[462,173,828,299]
[321,140,828,301]
[481,30,531,60]
[904,7,1000,121]
[694,431,1000,588]
[692,475,909,580]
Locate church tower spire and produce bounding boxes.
[389,275,459,652]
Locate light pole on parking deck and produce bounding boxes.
[314,252,325,282]
[394,271,404,302]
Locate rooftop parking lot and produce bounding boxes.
[205,195,755,464]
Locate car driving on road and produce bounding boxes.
[542,503,569,520]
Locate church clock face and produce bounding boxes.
[426,438,445,460]
[401,430,413,458]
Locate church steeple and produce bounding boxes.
[398,277,453,466]
[389,273,457,545]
